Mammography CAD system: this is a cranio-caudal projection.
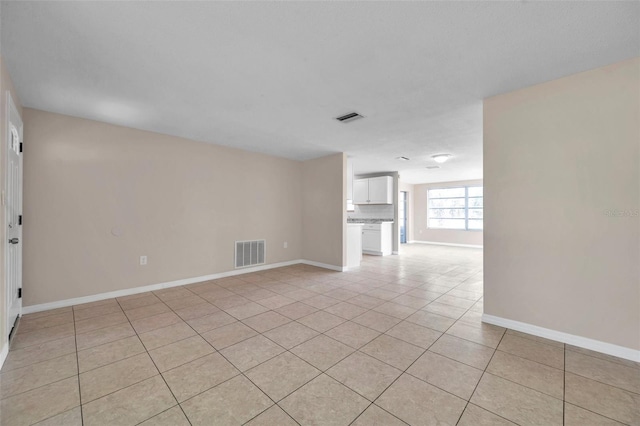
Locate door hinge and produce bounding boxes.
[18,215,22,225]
[19,142,23,153]
[18,288,22,298]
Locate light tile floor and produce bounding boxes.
[1,244,639,425]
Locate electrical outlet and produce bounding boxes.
[283,242,288,248]
[140,255,148,265]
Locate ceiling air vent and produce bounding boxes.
[335,112,363,123]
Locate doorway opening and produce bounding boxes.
[400,191,408,244]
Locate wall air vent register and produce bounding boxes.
[235,240,266,268]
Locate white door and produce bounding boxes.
[5,92,22,338]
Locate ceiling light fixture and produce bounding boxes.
[425,165,440,169]
[432,154,452,163]
[396,156,410,161]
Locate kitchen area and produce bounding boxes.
[346,158,400,269]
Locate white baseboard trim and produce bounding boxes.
[362,250,392,256]
[0,342,8,371]
[483,314,640,362]
[22,259,345,315]
[299,259,346,272]
[408,240,483,249]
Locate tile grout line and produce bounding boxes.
[453,328,508,425]
[163,295,292,426]
[68,296,613,426]
[372,287,486,421]
[169,273,421,424]
[13,255,636,425]
[3,288,475,412]
[114,296,194,426]
[16,309,83,426]
[562,402,630,425]
[347,280,485,426]
[563,344,640,370]
[3,267,493,421]
[563,344,566,426]
[72,305,85,426]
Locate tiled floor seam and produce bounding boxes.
[564,346,640,370]
[0,348,78,375]
[491,347,565,371]
[348,295,464,424]
[73,319,130,336]
[0,362,79,401]
[171,287,406,422]
[13,255,637,425]
[154,379,191,424]
[564,373,640,397]
[211,344,299,423]
[77,349,143,375]
[494,348,640,397]
[453,329,509,425]
[564,402,634,426]
[563,345,566,426]
[359,295,482,418]
[137,332,202,353]
[131,404,184,426]
[352,327,435,424]
[347,400,409,426]
[155,299,284,425]
[241,403,301,426]
[0,375,82,425]
[7,332,76,352]
[115,298,190,425]
[72,306,85,426]
[506,331,563,349]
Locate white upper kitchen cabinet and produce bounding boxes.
[353,179,369,204]
[353,176,393,204]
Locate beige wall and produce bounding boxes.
[412,179,484,246]
[0,56,23,352]
[301,153,346,268]
[484,58,640,351]
[23,108,306,305]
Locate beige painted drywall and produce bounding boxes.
[399,181,414,243]
[0,56,23,352]
[412,179,483,246]
[484,57,640,351]
[23,108,306,305]
[301,153,346,268]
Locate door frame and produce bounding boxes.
[400,191,408,244]
[5,91,23,341]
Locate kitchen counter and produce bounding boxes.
[347,219,394,224]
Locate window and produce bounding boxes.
[428,186,483,230]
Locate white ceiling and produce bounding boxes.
[1,1,638,183]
